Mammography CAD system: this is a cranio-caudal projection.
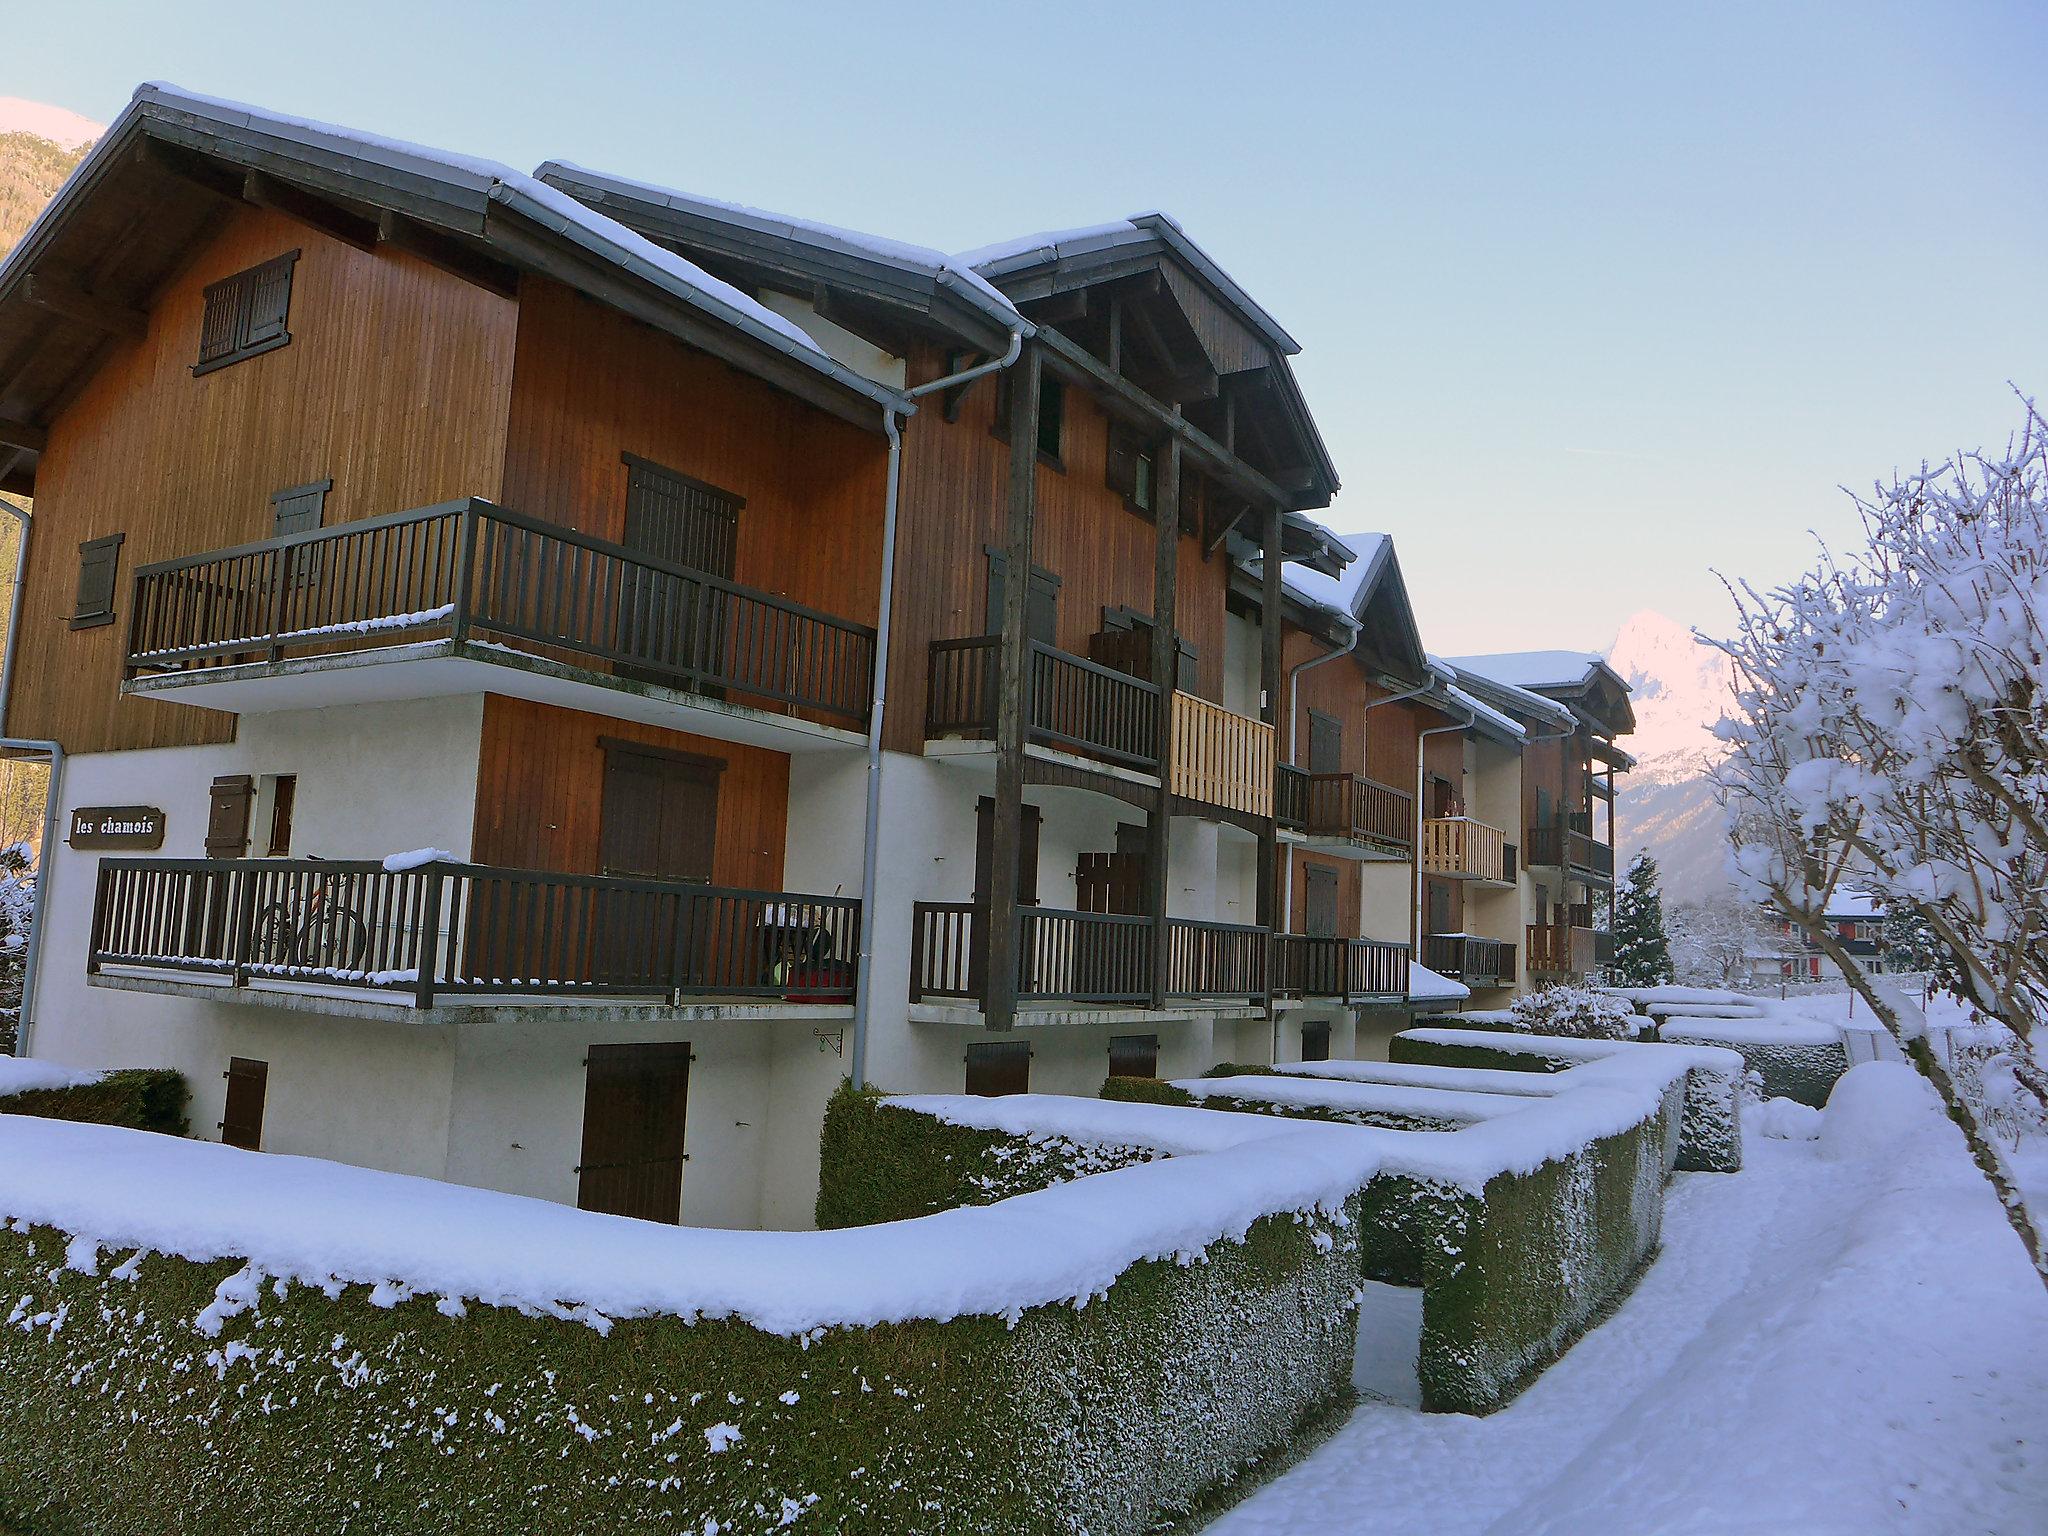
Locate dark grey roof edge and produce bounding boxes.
[1126,213,1300,356]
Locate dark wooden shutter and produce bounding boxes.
[265,775,297,857]
[1108,1033,1159,1079]
[985,550,1060,646]
[196,251,300,373]
[1174,636,1198,692]
[966,1040,1030,1097]
[242,253,299,346]
[220,1057,268,1150]
[622,453,743,578]
[1304,863,1338,938]
[1037,375,1064,460]
[974,796,1041,904]
[206,775,254,860]
[577,1042,691,1223]
[599,741,721,883]
[1106,424,1140,499]
[270,478,331,538]
[1301,1022,1331,1063]
[1309,710,1342,775]
[71,533,123,630]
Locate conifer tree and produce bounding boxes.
[1610,851,1675,987]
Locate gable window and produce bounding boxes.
[70,533,123,630]
[993,371,1067,465]
[1105,424,1156,513]
[194,251,300,376]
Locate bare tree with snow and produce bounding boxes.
[1711,393,2048,1290]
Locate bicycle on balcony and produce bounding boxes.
[249,857,372,975]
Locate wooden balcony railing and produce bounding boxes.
[1168,690,1273,817]
[1523,823,1616,883]
[1270,935,1411,1002]
[1526,924,1599,977]
[924,637,1162,771]
[88,857,860,1008]
[1420,816,1507,882]
[1275,763,1309,831]
[909,905,1270,1008]
[1304,773,1415,855]
[1423,933,1516,986]
[124,499,878,727]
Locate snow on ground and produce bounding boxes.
[1212,1062,2048,1536]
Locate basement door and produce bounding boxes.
[577,1042,690,1223]
[595,741,721,990]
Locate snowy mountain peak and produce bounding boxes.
[1607,609,1734,782]
[0,98,103,151]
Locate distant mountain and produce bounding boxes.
[1606,610,1737,904]
[0,100,98,258]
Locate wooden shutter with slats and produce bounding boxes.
[965,1040,1030,1097]
[206,775,254,861]
[70,533,123,630]
[220,1057,268,1150]
[1304,863,1338,939]
[1108,1033,1159,1079]
[194,251,300,374]
[577,1043,691,1224]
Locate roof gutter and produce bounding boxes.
[850,321,1031,1088]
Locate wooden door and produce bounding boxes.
[617,455,742,687]
[220,1056,268,1150]
[1304,864,1338,938]
[1309,710,1342,775]
[577,1042,690,1223]
[594,742,722,989]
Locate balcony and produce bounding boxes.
[925,637,1161,774]
[1523,822,1615,886]
[910,905,1268,1009]
[123,500,876,749]
[1526,923,1599,978]
[1423,933,1517,988]
[1168,690,1273,821]
[88,856,860,1012]
[1270,935,1410,1004]
[1299,774,1415,861]
[1420,817,1511,884]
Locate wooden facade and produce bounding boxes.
[12,206,519,754]
[470,696,790,894]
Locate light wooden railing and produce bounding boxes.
[1168,690,1273,817]
[1526,924,1598,977]
[1421,817,1507,882]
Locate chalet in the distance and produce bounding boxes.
[0,84,1629,1230]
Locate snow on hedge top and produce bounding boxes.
[1659,1017,1843,1048]
[1280,1058,1564,1099]
[1181,1074,1527,1126]
[1400,1027,1745,1081]
[0,1057,105,1095]
[1610,985,1752,1006]
[0,1101,1373,1337]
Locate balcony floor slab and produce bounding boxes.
[123,640,867,754]
[90,969,855,1028]
[1296,837,1413,864]
[909,999,1266,1028]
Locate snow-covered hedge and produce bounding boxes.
[1654,1018,1848,1108]
[1163,1062,1692,1414]
[1399,1023,1744,1174]
[0,1057,187,1135]
[0,1103,1370,1534]
[1510,984,1643,1039]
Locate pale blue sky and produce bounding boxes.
[13,1,2045,654]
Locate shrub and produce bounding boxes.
[1510,985,1640,1039]
[1099,1075,1198,1108]
[0,1068,188,1135]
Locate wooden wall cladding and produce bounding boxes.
[1283,626,1424,791]
[471,695,790,894]
[884,341,1232,753]
[498,279,888,631]
[13,204,519,754]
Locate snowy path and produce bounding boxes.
[1211,1114,2048,1535]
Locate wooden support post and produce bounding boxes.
[1256,502,1284,930]
[1145,433,1182,1008]
[985,342,1042,1031]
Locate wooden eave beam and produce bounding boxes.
[243,170,380,252]
[21,273,148,341]
[1036,325,1304,511]
[481,208,886,433]
[376,211,520,300]
[0,417,47,454]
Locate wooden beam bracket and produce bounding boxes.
[0,417,48,454]
[22,273,149,341]
[244,170,381,253]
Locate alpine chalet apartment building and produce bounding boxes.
[0,86,1631,1230]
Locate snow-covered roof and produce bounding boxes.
[532,160,1024,330]
[1405,962,1471,1004]
[957,211,1301,355]
[0,84,907,420]
[1445,650,1608,691]
[1826,890,1886,920]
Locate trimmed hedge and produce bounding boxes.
[816,1082,1156,1228]
[1656,1027,1848,1109]
[1396,1027,1742,1175]
[0,1189,1362,1536]
[0,1068,188,1135]
[1156,1074,1677,1415]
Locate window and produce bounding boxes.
[1108,1033,1159,1080]
[262,774,297,857]
[70,533,123,630]
[1106,423,1156,511]
[984,547,1060,645]
[1301,1022,1331,1063]
[966,1040,1031,1097]
[194,250,300,375]
[1304,863,1339,939]
[271,479,330,587]
[993,370,1066,464]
